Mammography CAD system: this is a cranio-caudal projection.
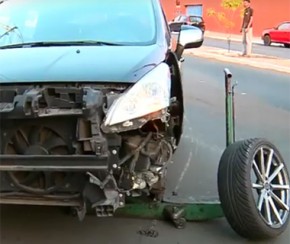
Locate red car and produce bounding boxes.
[262,21,290,48]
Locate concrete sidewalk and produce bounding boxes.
[185,31,290,75]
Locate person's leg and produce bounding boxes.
[242,29,247,55]
[246,27,253,56]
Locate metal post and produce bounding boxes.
[224,68,234,147]
[227,37,231,53]
[232,81,238,143]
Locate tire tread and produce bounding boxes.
[218,138,289,240]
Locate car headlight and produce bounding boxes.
[104,63,171,126]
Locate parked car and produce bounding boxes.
[262,21,290,48]
[169,14,205,33]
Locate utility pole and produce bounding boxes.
[175,0,181,17]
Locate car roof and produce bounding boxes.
[175,14,203,18]
[173,14,203,22]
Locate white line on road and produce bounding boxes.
[174,149,194,193]
[181,135,224,154]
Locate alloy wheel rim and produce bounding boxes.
[251,146,290,228]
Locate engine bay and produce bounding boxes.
[0,83,181,217]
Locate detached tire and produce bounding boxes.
[218,138,290,240]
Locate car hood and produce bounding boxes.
[0,44,166,84]
[262,27,275,34]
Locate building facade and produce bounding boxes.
[160,0,290,37]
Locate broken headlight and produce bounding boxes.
[104,63,171,126]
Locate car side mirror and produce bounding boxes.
[179,25,204,49]
[168,22,182,33]
[174,25,204,60]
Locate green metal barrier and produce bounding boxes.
[115,200,223,222]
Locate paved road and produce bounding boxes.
[204,37,290,59]
[1,56,290,244]
[165,56,290,204]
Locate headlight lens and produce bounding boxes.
[104,63,171,126]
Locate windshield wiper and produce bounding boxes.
[0,26,18,40]
[0,40,124,49]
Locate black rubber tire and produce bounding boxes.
[263,35,271,46]
[284,43,290,48]
[218,138,290,240]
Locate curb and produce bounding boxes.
[185,46,290,75]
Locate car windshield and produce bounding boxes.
[0,0,156,47]
[174,15,187,22]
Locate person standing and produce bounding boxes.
[241,0,254,56]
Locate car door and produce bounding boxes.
[270,24,282,42]
[282,22,290,43]
[272,23,290,43]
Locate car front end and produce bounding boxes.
[0,0,203,217]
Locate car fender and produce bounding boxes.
[165,51,184,146]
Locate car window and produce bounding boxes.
[174,15,186,22]
[0,0,156,47]
[278,23,290,30]
[189,16,202,23]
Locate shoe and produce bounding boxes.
[240,53,251,57]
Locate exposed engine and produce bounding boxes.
[0,83,181,218]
